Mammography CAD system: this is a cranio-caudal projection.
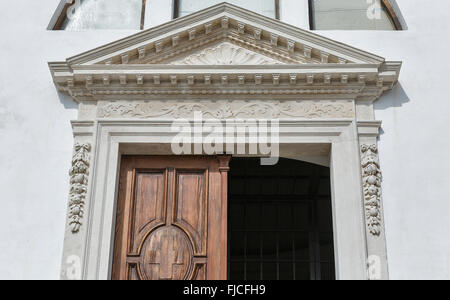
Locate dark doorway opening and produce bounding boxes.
[228,158,335,280]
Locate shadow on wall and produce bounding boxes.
[57,90,78,110]
[374,82,410,137]
[374,82,410,110]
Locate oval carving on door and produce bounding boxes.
[140,226,193,280]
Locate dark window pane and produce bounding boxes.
[261,177,278,195]
[247,232,261,259]
[278,204,293,229]
[279,263,294,280]
[318,177,331,196]
[261,204,277,229]
[246,204,260,229]
[230,204,245,230]
[318,199,333,232]
[230,178,245,195]
[246,263,261,280]
[262,232,277,260]
[320,263,336,280]
[293,203,310,230]
[295,263,311,280]
[319,233,335,262]
[279,232,293,260]
[263,263,277,280]
[230,232,245,258]
[279,177,296,195]
[246,178,261,195]
[294,232,310,261]
[230,263,245,280]
[293,179,310,195]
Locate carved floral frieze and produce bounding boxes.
[68,142,91,233]
[97,100,355,119]
[361,144,383,236]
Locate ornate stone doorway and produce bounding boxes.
[49,3,401,280]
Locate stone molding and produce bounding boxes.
[97,100,355,119]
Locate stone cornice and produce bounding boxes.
[49,63,400,102]
[48,3,401,104]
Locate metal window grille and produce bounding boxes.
[228,158,335,280]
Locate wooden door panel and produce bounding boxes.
[173,170,208,256]
[129,171,167,254]
[112,156,230,280]
[192,263,207,280]
[128,265,140,280]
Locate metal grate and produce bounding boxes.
[228,158,335,280]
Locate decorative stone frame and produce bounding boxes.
[50,4,401,280]
[67,119,383,280]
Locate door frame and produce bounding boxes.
[60,118,387,280]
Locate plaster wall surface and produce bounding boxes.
[0,0,449,279]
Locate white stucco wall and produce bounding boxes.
[0,0,449,279]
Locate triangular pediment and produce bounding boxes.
[59,3,387,66]
[48,3,401,103]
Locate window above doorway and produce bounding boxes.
[309,0,403,30]
[51,0,146,30]
[51,0,280,31]
[174,0,280,19]
[50,1,403,31]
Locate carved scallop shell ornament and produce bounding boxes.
[171,42,282,65]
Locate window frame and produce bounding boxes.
[173,0,281,20]
[51,0,147,30]
[51,0,73,30]
[308,0,403,31]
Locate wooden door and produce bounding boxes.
[112,156,230,280]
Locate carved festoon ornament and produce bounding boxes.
[97,100,354,120]
[361,144,383,236]
[68,142,91,233]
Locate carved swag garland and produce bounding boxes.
[68,143,91,233]
[361,144,383,236]
[98,101,353,119]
